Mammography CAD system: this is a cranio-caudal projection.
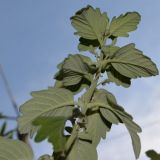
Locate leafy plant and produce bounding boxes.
[0,5,158,160]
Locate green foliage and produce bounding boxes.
[0,5,158,160]
[109,12,141,37]
[33,117,67,152]
[0,136,33,160]
[146,150,160,160]
[18,87,74,136]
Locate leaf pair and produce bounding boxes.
[71,5,141,51]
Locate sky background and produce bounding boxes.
[0,0,160,159]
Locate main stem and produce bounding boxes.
[55,39,105,160]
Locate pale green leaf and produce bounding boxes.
[33,117,67,152]
[85,112,111,145]
[18,87,74,135]
[107,68,131,88]
[100,108,119,124]
[0,137,33,160]
[116,114,141,159]
[88,89,141,159]
[102,45,120,58]
[109,12,141,37]
[67,139,97,160]
[108,44,159,79]
[71,5,109,44]
[78,37,99,53]
[55,54,95,87]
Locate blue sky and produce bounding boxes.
[0,0,160,159]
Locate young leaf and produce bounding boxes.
[0,137,33,160]
[71,5,109,45]
[33,117,67,152]
[67,139,97,160]
[106,43,158,79]
[18,87,74,136]
[55,54,96,87]
[109,12,141,37]
[102,45,120,58]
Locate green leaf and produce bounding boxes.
[54,54,97,95]
[78,38,99,54]
[18,87,74,136]
[109,12,141,37]
[116,115,141,159]
[33,117,67,152]
[100,108,119,124]
[107,68,131,88]
[67,139,97,160]
[107,43,159,79]
[55,54,95,86]
[0,137,33,160]
[85,112,110,146]
[87,89,141,159]
[146,150,160,160]
[102,45,120,58]
[71,5,109,44]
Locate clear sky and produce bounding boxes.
[0,0,160,160]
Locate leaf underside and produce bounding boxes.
[0,137,33,160]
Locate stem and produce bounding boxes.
[0,64,19,116]
[1,115,17,121]
[64,124,79,152]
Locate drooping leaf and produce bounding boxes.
[71,5,109,44]
[100,108,119,124]
[106,44,158,80]
[18,87,74,136]
[0,137,33,160]
[85,112,110,146]
[109,12,141,37]
[67,139,97,160]
[33,117,67,152]
[116,114,141,159]
[88,89,141,159]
